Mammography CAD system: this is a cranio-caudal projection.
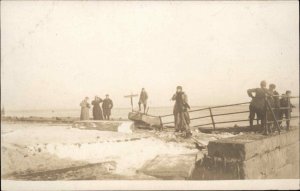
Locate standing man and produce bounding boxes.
[268,84,280,119]
[247,80,271,134]
[171,86,192,138]
[279,90,295,130]
[102,94,113,120]
[138,88,148,114]
[80,97,90,120]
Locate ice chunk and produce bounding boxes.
[118,122,133,134]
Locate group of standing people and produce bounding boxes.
[80,94,113,120]
[79,86,192,138]
[247,80,295,135]
[80,82,294,136]
[170,82,296,138]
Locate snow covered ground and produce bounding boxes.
[1,122,237,180]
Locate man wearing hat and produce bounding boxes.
[102,94,113,120]
[279,90,295,130]
[268,84,280,119]
[171,86,192,138]
[247,80,272,134]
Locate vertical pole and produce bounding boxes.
[130,97,133,112]
[209,107,216,130]
[264,97,268,134]
[159,116,163,131]
[287,96,291,130]
[266,100,281,134]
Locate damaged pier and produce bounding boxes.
[191,128,299,179]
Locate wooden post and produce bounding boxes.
[124,93,139,112]
[130,97,133,111]
[264,97,268,134]
[287,96,291,130]
[209,107,216,130]
[159,116,163,131]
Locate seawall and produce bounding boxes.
[191,128,299,179]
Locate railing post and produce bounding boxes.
[209,107,216,130]
[287,96,291,130]
[265,99,281,134]
[159,116,163,131]
[264,97,268,134]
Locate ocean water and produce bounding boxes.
[5,104,299,128]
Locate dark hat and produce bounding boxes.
[286,90,291,94]
[176,86,182,90]
[105,94,109,96]
[269,84,276,89]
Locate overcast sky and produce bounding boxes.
[1,1,299,110]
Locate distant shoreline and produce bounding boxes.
[1,116,129,124]
[3,103,299,113]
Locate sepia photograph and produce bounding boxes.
[1,0,299,190]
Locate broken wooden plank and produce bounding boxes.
[128,112,161,127]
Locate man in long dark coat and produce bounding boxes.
[91,96,103,120]
[171,86,192,138]
[102,94,113,120]
[247,80,272,134]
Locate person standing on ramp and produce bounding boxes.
[138,88,148,114]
